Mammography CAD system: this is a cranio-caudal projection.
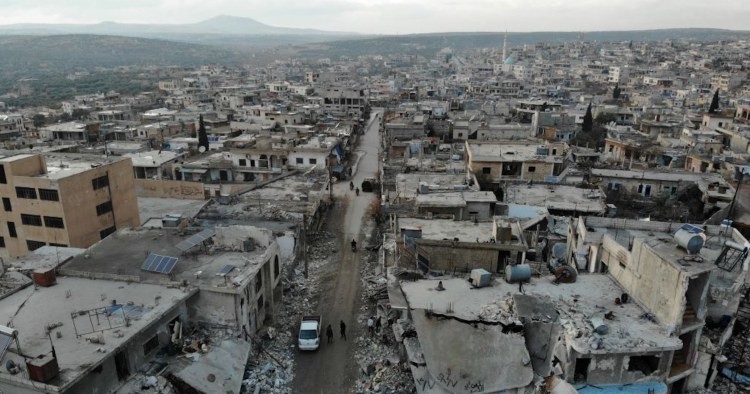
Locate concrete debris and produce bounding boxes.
[353,224,415,394]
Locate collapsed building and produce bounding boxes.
[0,224,282,394]
[386,213,750,394]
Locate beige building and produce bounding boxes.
[0,153,140,259]
[465,140,567,183]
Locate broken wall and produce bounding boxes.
[134,178,206,200]
[602,237,687,332]
[215,225,273,248]
[568,350,671,386]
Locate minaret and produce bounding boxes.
[502,32,507,60]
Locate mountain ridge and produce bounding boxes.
[0,15,356,36]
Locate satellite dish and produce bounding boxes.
[198,146,206,153]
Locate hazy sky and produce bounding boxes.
[0,0,748,34]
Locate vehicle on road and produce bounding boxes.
[298,315,322,350]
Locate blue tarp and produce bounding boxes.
[332,165,344,174]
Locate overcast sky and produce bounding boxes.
[0,0,748,34]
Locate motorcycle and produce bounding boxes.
[355,188,360,196]
[351,242,357,252]
[350,182,354,191]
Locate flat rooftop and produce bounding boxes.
[0,277,195,390]
[63,227,271,289]
[468,141,563,163]
[585,220,733,276]
[400,274,683,354]
[398,218,504,244]
[395,173,473,200]
[5,246,86,272]
[138,197,207,226]
[505,184,606,213]
[124,150,181,167]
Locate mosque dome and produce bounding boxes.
[505,56,515,64]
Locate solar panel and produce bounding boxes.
[141,254,178,274]
[218,264,235,276]
[0,334,14,362]
[671,224,705,236]
[175,228,216,252]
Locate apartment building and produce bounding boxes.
[0,153,140,259]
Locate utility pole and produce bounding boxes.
[302,213,308,279]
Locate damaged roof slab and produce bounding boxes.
[411,311,534,393]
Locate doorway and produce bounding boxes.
[114,350,130,381]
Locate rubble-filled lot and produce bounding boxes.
[352,224,416,394]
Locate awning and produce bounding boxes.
[331,165,345,174]
[180,168,207,174]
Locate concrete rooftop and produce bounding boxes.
[0,277,195,390]
[400,274,683,354]
[63,227,271,289]
[504,184,606,213]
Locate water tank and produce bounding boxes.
[505,264,531,283]
[673,229,705,254]
[470,269,491,288]
[418,182,429,194]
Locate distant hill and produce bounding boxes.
[0,15,356,40]
[0,35,245,77]
[298,28,750,58]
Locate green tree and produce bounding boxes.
[582,102,593,133]
[197,114,209,152]
[708,89,720,113]
[32,114,46,128]
[71,109,89,120]
[541,102,548,112]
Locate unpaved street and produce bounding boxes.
[293,111,382,393]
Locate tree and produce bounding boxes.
[71,109,89,120]
[540,102,548,112]
[612,84,621,100]
[582,102,593,133]
[708,89,720,114]
[197,114,209,152]
[32,114,46,128]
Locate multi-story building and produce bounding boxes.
[0,153,140,259]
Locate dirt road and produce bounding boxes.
[293,111,382,393]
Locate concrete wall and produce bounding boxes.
[522,162,555,181]
[60,158,141,249]
[399,239,524,273]
[568,350,672,385]
[189,289,238,328]
[602,237,686,332]
[134,178,206,200]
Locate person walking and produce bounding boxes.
[326,324,334,344]
[375,316,382,334]
[340,320,347,340]
[367,316,374,336]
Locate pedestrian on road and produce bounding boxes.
[375,316,382,333]
[326,324,333,344]
[367,316,374,336]
[340,320,347,340]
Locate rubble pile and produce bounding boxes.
[351,228,415,394]
[246,231,339,393]
[242,347,294,394]
[477,295,515,323]
[553,296,659,350]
